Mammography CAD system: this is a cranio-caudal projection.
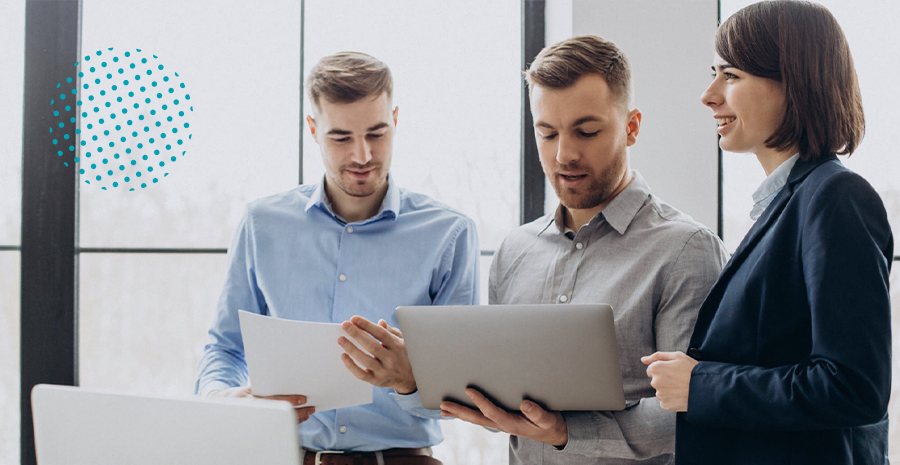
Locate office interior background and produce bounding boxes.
[1,0,898,463]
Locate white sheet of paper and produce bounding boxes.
[238,310,373,412]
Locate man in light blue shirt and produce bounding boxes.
[195,52,479,465]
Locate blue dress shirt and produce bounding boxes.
[195,176,480,451]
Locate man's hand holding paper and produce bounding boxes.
[338,316,417,395]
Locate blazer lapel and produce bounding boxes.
[689,156,837,346]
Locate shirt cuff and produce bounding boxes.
[388,389,444,420]
[198,380,237,397]
[553,411,597,455]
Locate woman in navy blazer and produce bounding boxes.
[642,2,893,464]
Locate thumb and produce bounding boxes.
[641,351,678,365]
[521,401,556,429]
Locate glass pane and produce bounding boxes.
[303,0,521,252]
[78,253,227,395]
[0,252,21,464]
[0,1,25,245]
[721,0,900,254]
[78,0,300,248]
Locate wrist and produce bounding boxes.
[551,419,568,447]
[395,381,417,395]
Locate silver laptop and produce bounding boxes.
[397,304,625,411]
[31,384,301,465]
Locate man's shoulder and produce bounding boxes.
[637,195,719,243]
[244,185,311,221]
[497,213,554,252]
[397,188,474,228]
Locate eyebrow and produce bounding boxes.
[535,116,604,130]
[326,122,390,136]
[711,63,736,72]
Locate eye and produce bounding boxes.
[724,72,738,81]
[367,132,385,139]
[332,137,350,143]
[578,130,599,138]
[539,132,557,141]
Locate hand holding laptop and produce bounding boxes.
[441,388,569,447]
[338,315,418,395]
[208,386,316,424]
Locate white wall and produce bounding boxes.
[544,0,720,232]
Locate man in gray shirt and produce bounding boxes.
[440,35,728,464]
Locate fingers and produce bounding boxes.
[349,316,397,346]
[641,351,682,365]
[379,319,403,338]
[294,406,316,424]
[341,322,387,357]
[338,336,380,370]
[440,401,499,429]
[341,352,376,383]
[261,394,308,407]
[520,401,555,429]
[466,389,514,425]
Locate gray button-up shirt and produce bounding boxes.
[491,171,728,465]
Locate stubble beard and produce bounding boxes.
[551,153,626,210]
[333,164,386,198]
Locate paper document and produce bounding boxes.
[238,310,373,412]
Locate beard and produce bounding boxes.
[550,153,626,210]
[330,163,387,198]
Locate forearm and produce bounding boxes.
[555,397,675,460]
[390,389,445,420]
[686,360,889,431]
[195,345,248,396]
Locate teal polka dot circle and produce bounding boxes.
[52,47,193,191]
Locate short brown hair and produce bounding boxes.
[525,35,632,108]
[717,1,864,159]
[306,52,393,110]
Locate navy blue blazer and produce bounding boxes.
[676,156,893,465]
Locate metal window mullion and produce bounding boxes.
[20,1,81,465]
[520,0,545,225]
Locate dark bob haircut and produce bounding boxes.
[717,0,864,160]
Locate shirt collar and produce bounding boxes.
[304,174,400,222]
[750,153,799,220]
[546,170,651,237]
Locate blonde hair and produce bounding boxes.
[306,52,393,110]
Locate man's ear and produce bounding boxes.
[625,109,642,147]
[306,115,317,140]
[392,106,399,126]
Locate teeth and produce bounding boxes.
[717,117,736,126]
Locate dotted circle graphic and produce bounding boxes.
[50,48,193,190]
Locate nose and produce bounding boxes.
[350,138,373,165]
[701,79,723,109]
[556,133,579,166]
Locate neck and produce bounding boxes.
[565,170,634,233]
[755,147,798,176]
[324,178,389,223]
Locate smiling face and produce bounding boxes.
[702,55,788,158]
[531,74,640,214]
[308,92,397,200]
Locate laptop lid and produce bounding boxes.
[397,304,625,411]
[31,384,301,465]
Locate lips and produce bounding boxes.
[716,116,736,127]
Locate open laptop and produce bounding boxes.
[31,384,301,465]
[397,304,625,412]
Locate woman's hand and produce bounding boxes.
[641,351,698,412]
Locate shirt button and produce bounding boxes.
[575,242,584,250]
[347,226,354,233]
[339,274,347,282]
[339,426,347,434]
[559,295,568,303]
